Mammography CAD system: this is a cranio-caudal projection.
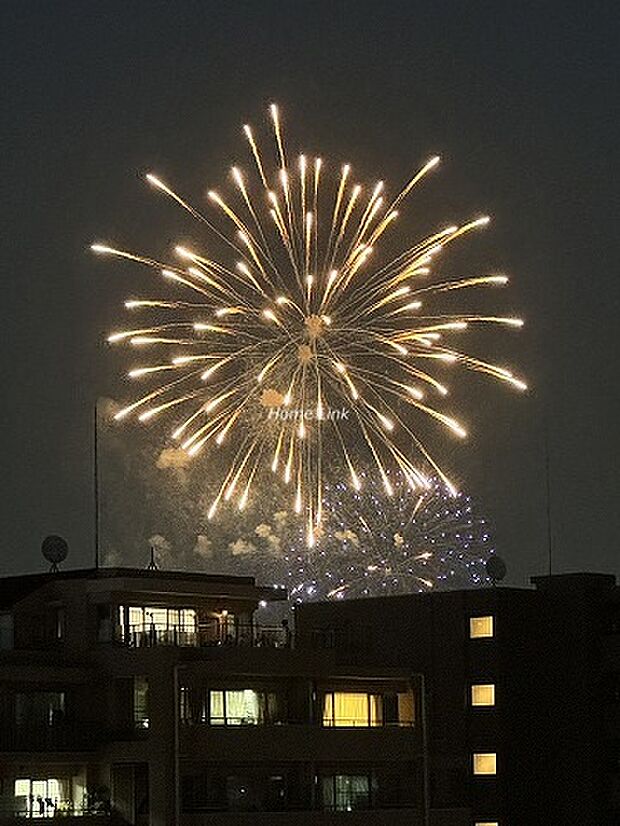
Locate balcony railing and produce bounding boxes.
[0,724,101,752]
[0,798,111,820]
[180,716,415,729]
[113,623,291,650]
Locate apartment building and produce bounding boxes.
[297,572,620,826]
[0,567,425,825]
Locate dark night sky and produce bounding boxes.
[1,1,618,583]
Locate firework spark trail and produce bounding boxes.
[92,105,526,545]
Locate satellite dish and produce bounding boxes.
[486,555,507,584]
[42,535,69,572]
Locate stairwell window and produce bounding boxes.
[471,684,496,706]
[470,616,494,639]
[473,753,497,775]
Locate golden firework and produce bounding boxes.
[92,104,526,545]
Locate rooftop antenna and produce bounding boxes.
[147,545,159,571]
[42,535,69,573]
[544,424,553,576]
[94,402,100,570]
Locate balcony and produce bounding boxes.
[0,796,112,822]
[112,623,290,650]
[180,721,418,762]
[0,812,112,824]
[0,817,111,825]
[180,774,422,824]
[0,724,101,753]
[180,810,423,825]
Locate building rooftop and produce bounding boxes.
[0,566,288,609]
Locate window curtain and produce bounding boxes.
[324,693,370,726]
[398,691,414,725]
[185,685,208,724]
[265,691,280,723]
[210,690,225,724]
[208,689,277,725]
[369,694,382,726]
[225,691,246,724]
[210,690,260,724]
[335,775,370,810]
[230,690,259,724]
[323,693,333,725]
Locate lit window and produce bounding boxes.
[322,692,382,727]
[473,753,497,775]
[475,822,499,826]
[14,778,62,817]
[223,690,259,726]
[471,684,496,706]
[208,689,280,725]
[14,779,30,797]
[120,605,197,642]
[470,616,494,638]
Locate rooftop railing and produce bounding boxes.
[113,623,291,650]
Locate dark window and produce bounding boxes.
[0,613,14,649]
[181,774,212,812]
[321,775,375,811]
[383,693,399,724]
[54,607,66,641]
[15,692,65,727]
[181,769,290,812]
[133,677,149,728]
[113,678,149,733]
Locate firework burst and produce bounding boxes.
[225,471,494,603]
[305,472,494,600]
[92,104,526,545]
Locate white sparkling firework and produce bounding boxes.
[229,471,495,602]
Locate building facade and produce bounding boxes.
[297,572,620,826]
[0,568,425,825]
